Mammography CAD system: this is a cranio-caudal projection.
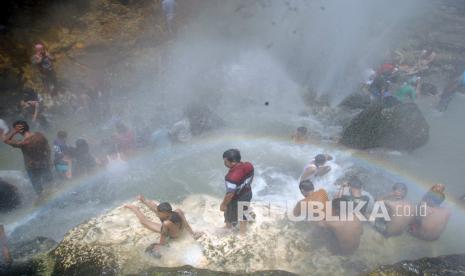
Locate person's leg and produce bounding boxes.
[27,169,43,195]
[124,205,162,232]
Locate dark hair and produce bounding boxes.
[348,176,363,189]
[57,130,67,139]
[297,127,308,135]
[393,182,407,192]
[157,202,173,212]
[314,154,327,166]
[223,149,241,163]
[423,191,445,207]
[299,179,314,193]
[12,120,29,132]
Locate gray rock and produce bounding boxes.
[340,103,429,150]
[368,253,465,275]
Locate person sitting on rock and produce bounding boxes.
[124,195,202,257]
[394,77,420,103]
[299,154,333,182]
[292,126,309,144]
[408,184,451,241]
[374,183,415,237]
[318,198,363,255]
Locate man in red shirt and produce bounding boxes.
[220,149,254,234]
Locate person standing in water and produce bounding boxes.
[409,185,451,241]
[374,183,415,237]
[292,126,309,144]
[3,121,53,196]
[300,153,333,182]
[221,149,254,234]
[125,195,201,257]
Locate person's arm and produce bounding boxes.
[220,192,234,211]
[159,222,169,245]
[0,225,11,266]
[177,209,203,239]
[300,165,316,181]
[324,154,333,161]
[335,186,343,199]
[138,195,160,215]
[293,199,304,217]
[3,128,23,148]
[315,165,331,177]
[32,101,40,122]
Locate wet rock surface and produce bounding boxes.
[368,253,465,275]
[341,103,429,151]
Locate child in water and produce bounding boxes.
[125,195,202,257]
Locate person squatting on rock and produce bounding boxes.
[221,149,254,235]
[124,195,201,258]
[3,121,53,196]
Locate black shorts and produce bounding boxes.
[224,190,252,226]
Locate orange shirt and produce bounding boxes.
[294,189,329,217]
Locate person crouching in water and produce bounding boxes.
[293,179,329,219]
[374,183,415,237]
[318,198,363,255]
[409,184,451,241]
[125,195,201,257]
[221,149,254,235]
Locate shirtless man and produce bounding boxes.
[300,154,333,182]
[409,187,451,241]
[3,121,53,196]
[374,183,415,237]
[125,195,201,257]
[319,198,363,255]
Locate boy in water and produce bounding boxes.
[300,153,333,182]
[221,149,254,234]
[374,183,415,237]
[409,185,451,241]
[125,195,201,257]
[293,179,329,218]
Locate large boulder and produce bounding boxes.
[339,93,372,111]
[340,103,429,150]
[369,253,465,275]
[0,179,20,212]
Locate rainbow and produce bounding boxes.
[4,132,464,234]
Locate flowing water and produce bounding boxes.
[1,0,465,274]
